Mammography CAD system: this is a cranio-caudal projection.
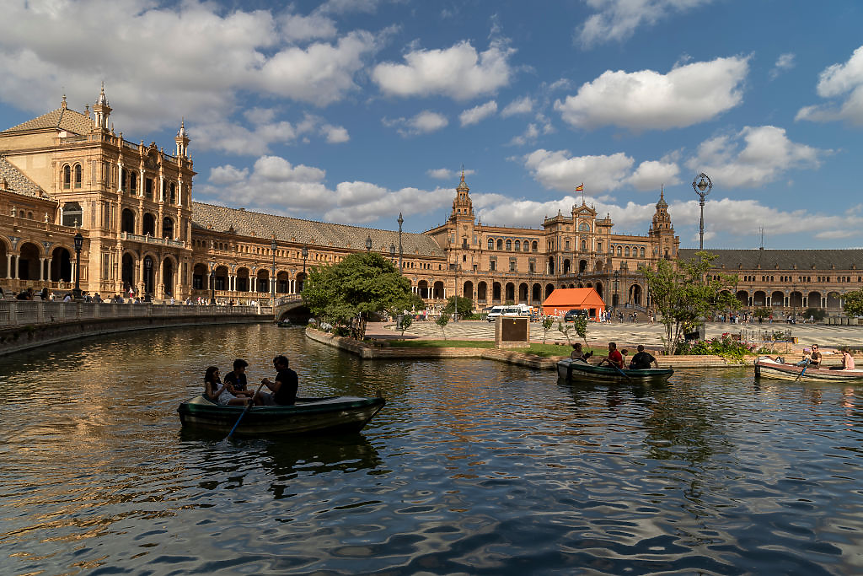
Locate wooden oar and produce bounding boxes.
[224,382,266,441]
[610,362,633,381]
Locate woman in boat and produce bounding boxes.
[204,366,249,406]
[830,348,856,371]
[570,343,592,362]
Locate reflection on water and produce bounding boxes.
[0,325,861,575]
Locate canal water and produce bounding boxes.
[0,324,861,575]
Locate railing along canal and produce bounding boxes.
[0,300,267,328]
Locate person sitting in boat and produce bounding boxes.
[830,348,856,371]
[570,343,592,362]
[223,358,255,399]
[256,355,299,406]
[599,342,624,369]
[808,345,822,367]
[629,345,659,369]
[204,366,249,406]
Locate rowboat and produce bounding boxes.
[557,358,674,384]
[754,356,863,382]
[177,395,386,436]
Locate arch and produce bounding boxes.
[617,246,622,256]
[505,282,515,302]
[548,256,555,275]
[532,240,538,252]
[789,290,803,309]
[639,247,645,258]
[477,281,487,302]
[624,246,630,257]
[121,208,136,234]
[214,265,230,291]
[62,165,71,189]
[162,216,174,239]
[563,259,571,274]
[522,240,529,252]
[594,282,603,299]
[532,283,542,302]
[463,280,474,301]
[807,291,822,309]
[506,239,512,251]
[579,259,587,273]
[0,241,6,278]
[629,284,643,306]
[142,213,156,236]
[432,281,444,299]
[17,242,41,280]
[594,260,604,272]
[256,269,269,293]
[162,257,175,297]
[236,267,250,292]
[497,239,503,250]
[736,290,749,307]
[277,271,289,294]
[417,280,429,299]
[826,292,841,309]
[544,283,555,299]
[51,246,72,282]
[514,240,521,251]
[123,253,137,292]
[74,164,82,188]
[142,255,156,299]
[492,282,502,302]
[518,282,528,302]
[753,291,767,307]
[487,238,494,250]
[771,290,784,307]
[296,271,307,293]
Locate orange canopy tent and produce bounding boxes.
[541,288,606,319]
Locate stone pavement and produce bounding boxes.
[367,319,863,355]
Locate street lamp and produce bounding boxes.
[613,269,619,309]
[300,245,308,293]
[271,237,277,303]
[452,264,459,323]
[143,257,152,302]
[365,235,372,252]
[397,212,403,272]
[209,260,215,305]
[73,231,83,300]
[692,172,712,251]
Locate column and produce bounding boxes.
[117,162,123,193]
[46,258,53,282]
[12,255,18,279]
[6,254,12,279]
[39,258,45,281]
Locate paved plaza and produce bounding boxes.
[370,319,863,355]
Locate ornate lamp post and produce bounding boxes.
[452,264,459,323]
[613,270,620,309]
[300,245,308,293]
[365,235,372,252]
[397,213,403,272]
[271,237,277,303]
[73,231,83,300]
[143,257,152,302]
[692,173,712,251]
[209,260,215,305]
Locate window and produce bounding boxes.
[565,240,570,250]
[509,260,516,272]
[597,241,602,252]
[523,241,529,252]
[497,239,503,250]
[506,239,512,251]
[170,182,176,204]
[617,246,622,256]
[130,172,137,195]
[62,202,82,227]
[640,247,645,258]
[515,240,520,251]
[145,178,153,199]
[74,164,82,188]
[625,247,630,257]
[490,259,496,271]
[581,240,586,251]
[532,241,538,252]
[62,165,71,189]
[488,238,494,250]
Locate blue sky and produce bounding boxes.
[1,0,863,249]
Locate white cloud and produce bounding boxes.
[200,155,452,223]
[427,168,476,180]
[509,123,539,146]
[372,39,514,100]
[770,53,795,80]
[459,100,498,126]
[322,124,350,143]
[796,45,863,126]
[554,56,749,130]
[686,125,829,188]
[523,149,635,192]
[578,0,716,47]
[501,96,534,117]
[383,110,448,136]
[627,160,681,191]
[0,1,379,134]
[193,114,348,155]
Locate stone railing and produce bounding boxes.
[122,231,185,247]
[0,300,262,328]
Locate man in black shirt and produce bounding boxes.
[223,358,249,392]
[258,355,299,406]
[629,345,659,369]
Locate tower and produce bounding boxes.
[93,82,111,130]
[175,119,190,157]
[649,187,677,260]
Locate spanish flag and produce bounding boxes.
[575,183,584,192]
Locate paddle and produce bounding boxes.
[599,357,632,381]
[224,382,266,441]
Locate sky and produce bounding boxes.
[1,0,863,249]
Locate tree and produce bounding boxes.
[436,312,450,340]
[557,321,573,345]
[541,316,555,344]
[443,296,473,319]
[641,251,739,355]
[572,315,589,348]
[303,251,423,339]
[399,314,413,337]
[843,288,863,317]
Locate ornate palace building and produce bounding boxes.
[1,89,861,316]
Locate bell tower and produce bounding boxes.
[175,118,190,158]
[649,187,678,260]
[93,82,111,130]
[450,168,474,222]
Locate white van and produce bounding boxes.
[487,304,532,322]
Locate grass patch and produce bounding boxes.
[516,343,604,358]
[385,339,496,349]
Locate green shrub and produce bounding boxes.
[675,333,754,361]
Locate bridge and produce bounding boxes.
[273,295,311,323]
